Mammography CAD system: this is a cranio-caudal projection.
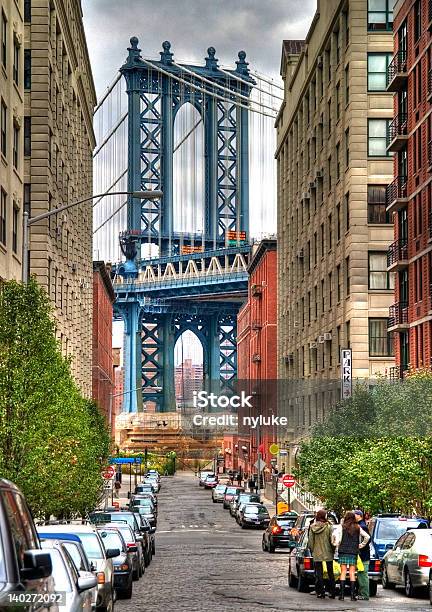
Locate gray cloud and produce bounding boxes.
[83,0,316,97]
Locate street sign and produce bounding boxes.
[282,474,295,488]
[269,443,279,455]
[110,457,142,464]
[102,466,116,480]
[279,449,288,456]
[341,348,352,399]
[254,458,266,472]
[277,501,289,514]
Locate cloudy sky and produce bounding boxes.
[83,0,316,97]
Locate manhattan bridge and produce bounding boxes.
[93,38,280,413]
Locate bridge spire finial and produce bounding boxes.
[205,47,218,71]
[127,37,141,63]
[236,50,250,76]
[160,41,174,65]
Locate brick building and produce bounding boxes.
[387,0,432,373]
[92,261,115,428]
[225,238,277,478]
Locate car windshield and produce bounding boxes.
[103,513,138,532]
[226,487,238,495]
[245,506,267,514]
[45,549,72,593]
[277,518,296,527]
[376,520,422,541]
[215,485,226,491]
[240,494,259,503]
[74,532,104,560]
[132,506,153,516]
[99,530,124,553]
[133,498,153,506]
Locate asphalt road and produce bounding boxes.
[116,471,431,612]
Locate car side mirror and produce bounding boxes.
[141,525,150,533]
[20,550,52,580]
[77,574,98,592]
[127,544,138,553]
[385,543,394,550]
[105,548,120,559]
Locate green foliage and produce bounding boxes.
[296,373,432,516]
[0,279,111,518]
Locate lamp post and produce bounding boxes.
[22,190,163,283]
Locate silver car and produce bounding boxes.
[382,527,432,596]
[41,540,97,611]
[38,524,116,611]
[212,484,227,502]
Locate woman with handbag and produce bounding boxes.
[334,511,370,601]
[308,509,336,599]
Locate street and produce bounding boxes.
[116,472,431,612]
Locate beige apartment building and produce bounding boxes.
[24,0,96,394]
[276,0,396,451]
[0,1,24,281]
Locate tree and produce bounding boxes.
[0,279,111,518]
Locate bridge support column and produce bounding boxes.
[206,315,220,398]
[122,302,143,413]
[162,314,175,412]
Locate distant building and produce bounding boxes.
[175,358,203,407]
[387,0,432,375]
[92,262,115,428]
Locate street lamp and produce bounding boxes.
[22,189,163,283]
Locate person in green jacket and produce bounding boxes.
[308,509,336,599]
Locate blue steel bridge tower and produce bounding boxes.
[114,38,254,413]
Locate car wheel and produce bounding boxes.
[404,568,415,598]
[268,543,275,553]
[133,568,139,581]
[120,581,133,600]
[381,565,394,590]
[262,537,267,552]
[369,580,378,597]
[288,565,298,588]
[428,572,432,605]
[152,541,155,555]
[241,521,246,529]
[297,568,309,593]
[212,498,216,503]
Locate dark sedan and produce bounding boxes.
[262,513,298,553]
[238,504,270,529]
[131,504,157,530]
[98,526,134,599]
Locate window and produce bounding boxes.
[12,203,18,253]
[13,37,20,85]
[336,203,341,241]
[345,64,349,104]
[24,0,31,22]
[0,189,6,245]
[414,0,421,43]
[328,98,332,135]
[24,49,31,89]
[328,272,333,308]
[345,320,351,349]
[337,264,341,302]
[345,128,349,167]
[320,223,325,258]
[24,183,31,215]
[369,319,394,356]
[369,252,394,289]
[336,143,340,180]
[368,0,394,31]
[314,232,317,266]
[24,117,31,156]
[345,256,350,296]
[321,279,325,313]
[13,124,18,169]
[328,156,332,191]
[328,213,332,251]
[1,10,6,68]
[345,192,350,231]
[336,82,340,119]
[0,100,6,157]
[368,53,392,91]
[368,119,391,157]
[368,185,390,223]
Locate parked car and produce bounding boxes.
[223,486,244,509]
[262,512,298,553]
[98,526,135,599]
[288,526,379,596]
[130,504,157,530]
[212,483,227,503]
[231,493,261,519]
[38,532,97,609]
[381,527,432,597]
[291,510,338,541]
[41,540,97,611]
[199,471,215,486]
[133,488,158,506]
[143,477,160,493]
[134,484,155,496]
[38,524,116,611]
[129,495,157,516]
[0,479,55,610]
[203,476,218,489]
[368,514,429,561]
[136,515,156,555]
[238,504,270,529]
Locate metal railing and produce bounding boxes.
[389,301,409,327]
[386,176,408,208]
[387,51,407,87]
[387,238,408,268]
[387,113,408,147]
[291,482,322,512]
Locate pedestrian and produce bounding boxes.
[308,509,336,599]
[114,479,121,498]
[354,510,371,601]
[248,476,255,492]
[334,511,370,601]
[236,472,242,487]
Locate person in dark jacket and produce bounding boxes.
[308,509,336,599]
[335,511,370,601]
[355,510,370,600]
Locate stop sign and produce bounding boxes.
[102,466,116,480]
[282,474,296,488]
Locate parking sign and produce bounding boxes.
[341,348,352,399]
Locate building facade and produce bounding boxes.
[387,0,432,373]
[24,0,96,394]
[92,261,115,429]
[276,0,396,457]
[174,358,203,407]
[0,1,24,281]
